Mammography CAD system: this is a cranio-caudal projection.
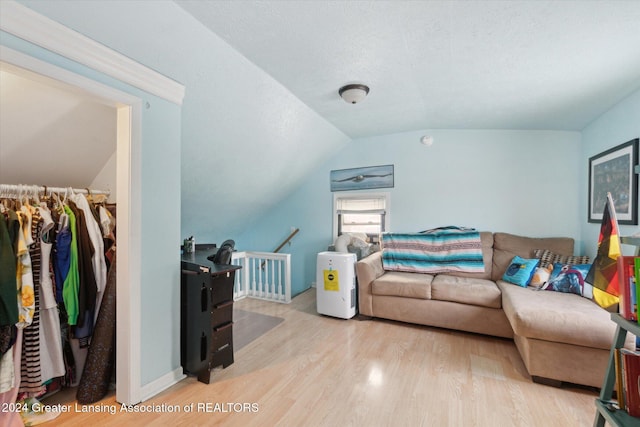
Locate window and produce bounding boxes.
[333,193,389,243]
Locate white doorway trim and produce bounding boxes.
[1,2,184,406]
[0,0,185,105]
[0,45,143,405]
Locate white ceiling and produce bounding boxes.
[3,0,640,242]
[0,62,116,188]
[176,0,640,138]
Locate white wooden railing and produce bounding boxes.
[231,251,291,303]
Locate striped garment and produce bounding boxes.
[381,229,485,274]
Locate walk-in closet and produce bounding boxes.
[1,62,118,425]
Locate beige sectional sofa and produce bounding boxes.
[355,231,634,388]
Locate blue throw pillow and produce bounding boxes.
[502,256,540,287]
[542,263,591,296]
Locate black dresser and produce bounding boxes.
[180,246,241,384]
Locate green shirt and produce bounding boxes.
[62,205,80,326]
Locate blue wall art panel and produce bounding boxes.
[330,164,394,191]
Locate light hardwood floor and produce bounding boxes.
[44,289,598,426]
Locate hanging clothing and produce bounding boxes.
[72,193,106,295]
[99,206,112,239]
[61,205,80,326]
[15,209,35,329]
[37,205,65,383]
[0,187,116,407]
[77,251,116,404]
[0,325,15,358]
[0,329,23,427]
[0,210,18,388]
[19,206,45,396]
[53,211,71,305]
[100,205,116,270]
[67,200,97,346]
[0,338,14,393]
[0,210,18,326]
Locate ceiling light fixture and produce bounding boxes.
[339,84,370,104]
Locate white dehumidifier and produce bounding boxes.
[316,251,357,319]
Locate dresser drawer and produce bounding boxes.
[211,321,233,353]
[212,300,233,327]
[210,342,234,369]
[210,273,234,306]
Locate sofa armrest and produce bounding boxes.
[356,251,384,316]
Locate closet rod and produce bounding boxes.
[0,183,110,197]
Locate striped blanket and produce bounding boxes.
[381,229,485,274]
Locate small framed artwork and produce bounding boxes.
[330,164,394,192]
[588,138,639,224]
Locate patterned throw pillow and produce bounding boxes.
[530,264,554,288]
[502,256,540,287]
[533,249,590,269]
[540,263,592,297]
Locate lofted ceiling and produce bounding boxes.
[3,0,640,242]
[0,61,116,189]
[176,0,640,138]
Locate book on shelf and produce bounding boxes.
[615,348,626,409]
[621,348,640,417]
[618,256,639,322]
[636,258,640,322]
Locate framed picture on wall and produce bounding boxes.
[330,164,394,192]
[588,138,638,225]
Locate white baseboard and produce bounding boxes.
[139,368,186,403]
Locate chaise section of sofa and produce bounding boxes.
[498,281,635,387]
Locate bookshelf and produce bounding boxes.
[594,237,640,427]
[594,314,640,427]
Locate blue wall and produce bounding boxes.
[139,99,182,385]
[238,129,583,295]
[580,88,640,257]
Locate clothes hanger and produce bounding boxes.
[53,191,63,213]
[40,185,51,207]
[85,187,93,203]
[16,184,23,210]
[54,192,69,229]
[25,185,37,208]
[33,185,41,205]
[23,184,33,208]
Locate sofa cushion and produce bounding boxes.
[371,271,434,299]
[431,274,502,308]
[498,280,620,350]
[492,233,574,282]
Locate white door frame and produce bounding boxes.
[0,45,143,405]
[1,1,184,405]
